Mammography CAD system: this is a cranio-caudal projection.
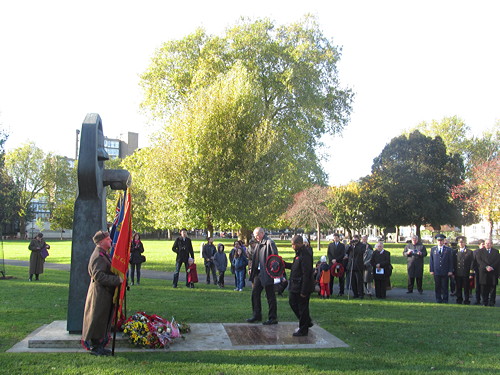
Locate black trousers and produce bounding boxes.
[481,283,497,306]
[433,274,449,303]
[173,260,189,287]
[130,263,142,283]
[329,274,345,295]
[205,262,217,284]
[374,278,387,298]
[455,276,470,303]
[349,270,364,297]
[407,276,423,292]
[251,275,277,320]
[289,292,312,333]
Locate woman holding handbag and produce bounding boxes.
[130,233,145,285]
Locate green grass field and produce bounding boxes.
[0,239,497,374]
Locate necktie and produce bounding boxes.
[439,247,442,254]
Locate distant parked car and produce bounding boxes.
[326,234,336,241]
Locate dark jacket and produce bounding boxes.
[172,236,194,262]
[403,243,427,278]
[286,244,314,295]
[214,250,228,272]
[233,255,248,271]
[346,242,364,271]
[327,242,346,265]
[475,247,500,285]
[455,247,474,278]
[249,235,278,286]
[130,240,144,264]
[202,243,216,265]
[429,245,454,276]
[371,250,391,280]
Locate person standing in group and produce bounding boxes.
[454,236,474,304]
[247,227,279,325]
[346,234,365,299]
[361,235,374,297]
[403,235,428,294]
[28,233,50,281]
[171,228,194,288]
[444,238,457,297]
[233,248,248,292]
[285,235,314,337]
[214,243,227,288]
[327,234,346,296]
[371,241,391,299]
[129,233,145,286]
[202,237,217,285]
[472,240,486,305]
[475,239,500,306]
[82,231,123,356]
[429,234,454,303]
[316,255,331,299]
[186,257,198,288]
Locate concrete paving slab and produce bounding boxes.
[7,320,348,353]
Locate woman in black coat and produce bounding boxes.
[371,241,391,299]
[129,233,145,285]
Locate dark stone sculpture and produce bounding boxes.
[67,113,131,333]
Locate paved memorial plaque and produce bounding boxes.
[224,324,317,345]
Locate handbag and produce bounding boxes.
[140,255,146,263]
[40,246,49,259]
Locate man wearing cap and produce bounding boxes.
[403,235,427,294]
[474,239,500,306]
[429,234,454,303]
[247,227,279,325]
[327,233,346,296]
[172,228,194,288]
[82,230,123,356]
[285,235,314,336]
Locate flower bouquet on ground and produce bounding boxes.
[122,312,188,349]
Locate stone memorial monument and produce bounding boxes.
[67,113,131,333]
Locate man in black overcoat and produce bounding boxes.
[403,235,427,294]
[172,228,194,288]
[475,239,500,306]
[247,227,279,325]
[346,234,365,299]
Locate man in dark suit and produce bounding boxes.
[172,228,194,288]
[475,239,500,306]
[346,234,365,299]
[327,233,346,296]
[429,234,454,303]
[247,227,279,325]
[454,236,474,304]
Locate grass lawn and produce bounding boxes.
[0,240,497,374]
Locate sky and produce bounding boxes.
[1,0,499,185]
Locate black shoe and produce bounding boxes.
[293,330,308,337]
[263,319,278,325]
[173,285,178,288]
[418,290,423,294]
[308,322,314,328]
[246,317,262,323]
[406,291,413,294]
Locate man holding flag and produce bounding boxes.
[81,191,132,356]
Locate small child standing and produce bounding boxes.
[233,248,248,291]
[187,257,198,288]
[317,255,331,298]
[214,243,228,288]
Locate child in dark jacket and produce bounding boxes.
[214,244,228,288]
[232,248,248,291]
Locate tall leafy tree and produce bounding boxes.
[283,185,332,251]
[0,129,20,233]
[361,130,464,238]
[139,16,353,233]
[5,143,49,237]
[327,182,367,239]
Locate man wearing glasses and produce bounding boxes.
[429,234,454,303]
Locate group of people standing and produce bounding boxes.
[324,234,392,300]
[416,234,499,306]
